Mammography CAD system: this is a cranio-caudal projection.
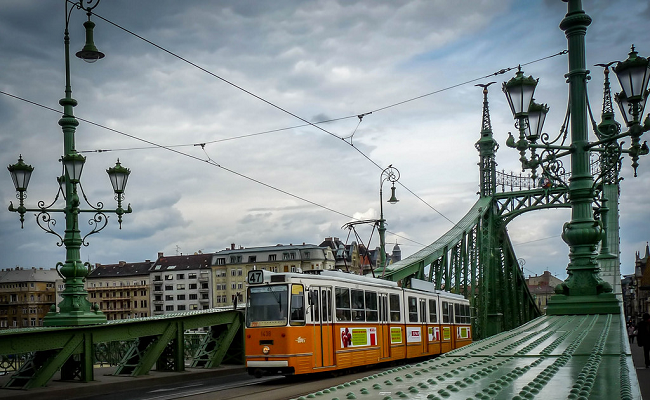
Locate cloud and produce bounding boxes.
[0,0,648,283]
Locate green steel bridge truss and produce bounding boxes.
[378,186,572,340]
[0,309,243,389]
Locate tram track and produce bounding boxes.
[136,367,394,400]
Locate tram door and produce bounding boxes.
[419,299,428,354]
[379,293,391,359]
[310,287,334,368]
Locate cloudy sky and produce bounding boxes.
[1,0,648,282]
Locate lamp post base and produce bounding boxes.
[546,293,621,315]
[43,305,106,326]
[43,310,107,327]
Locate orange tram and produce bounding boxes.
[244,269,472,377]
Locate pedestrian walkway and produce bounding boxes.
[629,336,649,399]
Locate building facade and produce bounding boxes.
[211,243,335,307]
[526,270,563,314]
[623,244,650,323]
[86,261,153,320]
[150,252,212,315]
[0,267,58,329]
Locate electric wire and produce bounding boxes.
[0,87,423,247]
[86,7,568,226]
[4,6,569,246]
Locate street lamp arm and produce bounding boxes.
[527,143,572,151]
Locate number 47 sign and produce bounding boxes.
[247,270,265,284]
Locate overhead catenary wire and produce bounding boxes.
[0,87,425,247]
[85,7,568,226]
[3,5,568,247]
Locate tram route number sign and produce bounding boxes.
[248,270,264,284]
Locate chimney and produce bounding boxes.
[145,259,151,263]
[158,252,164,259]
[231,243,235,250]
[119,261,126,266]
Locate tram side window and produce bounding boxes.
[335,287,351,321]
[442,301,450,323]
[290,284,305,326]
[465,304,471,324]
[365,291,378,322]
[351,289,365,321]
[309,289,319,322]
[408,296,418,323]
[429,299,438,323]
[389,294,401,322]
[454,303,461,324]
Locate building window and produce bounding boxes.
[165,305,174,311]
[141,300,147,308]
[177,274,185,280]
[177,284,185,290]
[237,283,243,289]
[165,285,173,291]
[190,304,198,310]
[165,295,174,301]
[269,254,276,261]
[177,294,186,301]
[177,305,186,311]
[189,283,197,290]
[201,283,208,289]
[189,294,198,300]
[248,256,257,263]
[188,273,197,279]
[231,283,236,290]
[165,274,173,280]
[230,256,242,263]
[217,258,225,265]
[202,293,209,300]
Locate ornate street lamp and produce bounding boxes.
[500,0,650,315]
[378,165,400,272]
[6,0,132,327]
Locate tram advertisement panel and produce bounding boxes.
[390,327,402,344]
[340,327,377,348]
[428,326,440,341]
[442,326,451,340]
[406,327,422,343]
[457,326,470,339]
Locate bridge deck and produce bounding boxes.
[294,313,640,400]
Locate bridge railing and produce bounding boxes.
[0,308,243,390]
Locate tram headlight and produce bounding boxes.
[262,346,270,355]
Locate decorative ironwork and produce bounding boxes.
[496,170,534,192]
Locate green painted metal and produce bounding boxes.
[191,315,243,368]
[0,309,243,389]
[293,313,640,400]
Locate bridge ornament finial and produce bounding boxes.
[500,0,650,315]
[475,83,499,197]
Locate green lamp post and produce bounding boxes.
[501,0,650,315]
[6,0,132,326]
[378,165,400,271]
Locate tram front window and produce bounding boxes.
[246,285,288,327]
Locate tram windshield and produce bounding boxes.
[246,285,288,327]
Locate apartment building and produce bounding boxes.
[211,243,335,306]
[0,267,58,329]
[86,260,152,320]
[150,252,212,315]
